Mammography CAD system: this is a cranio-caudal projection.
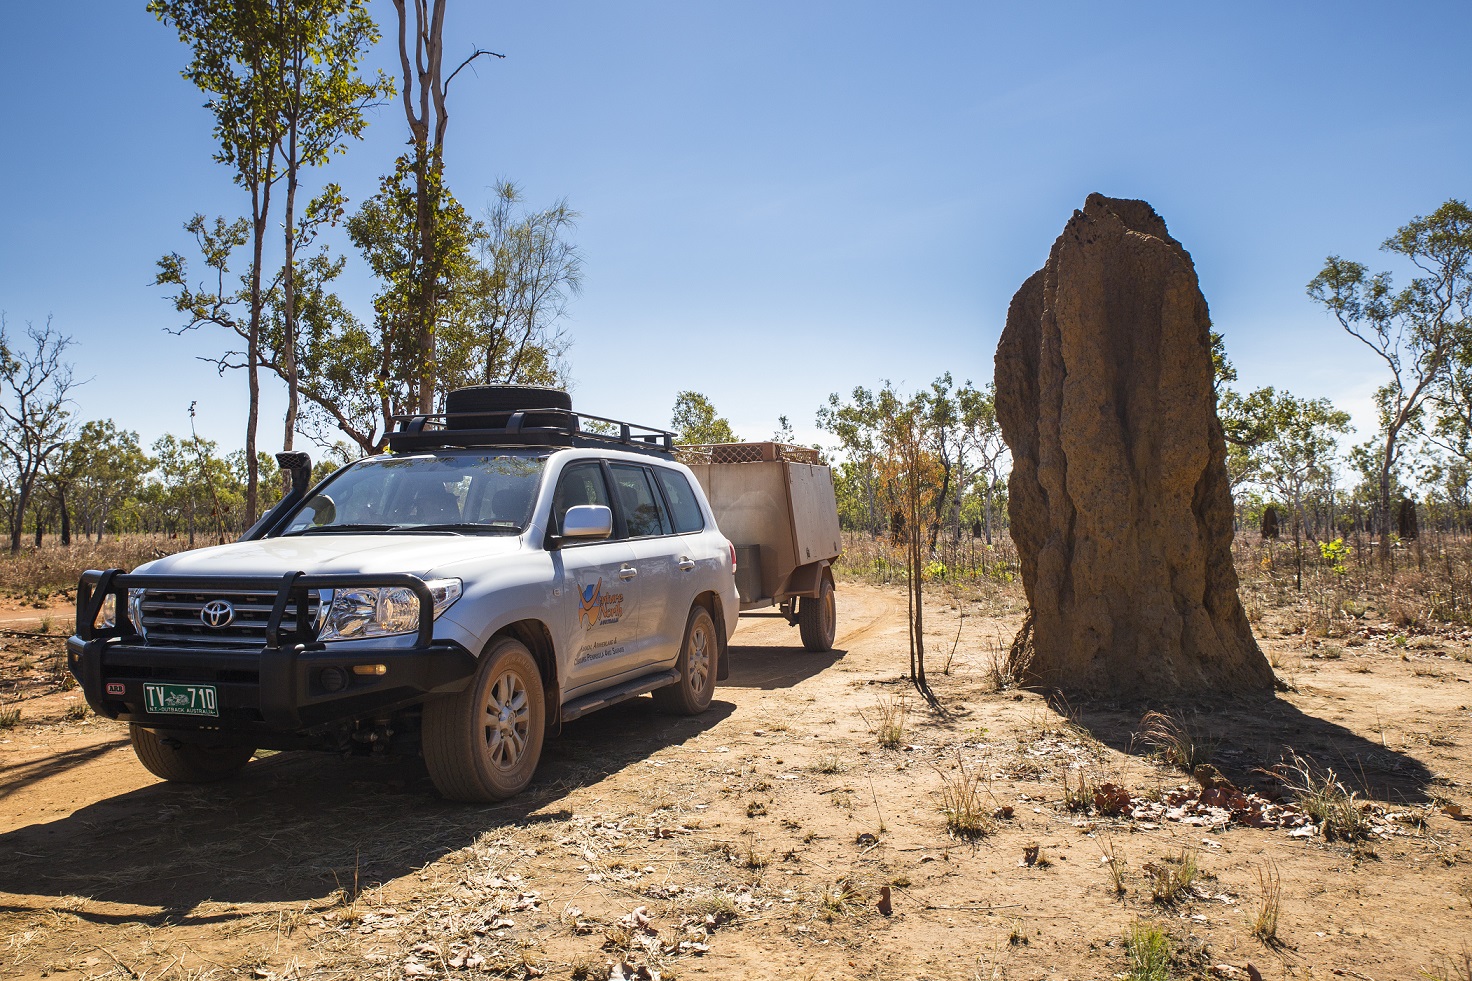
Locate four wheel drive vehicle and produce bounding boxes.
[68,386,739,802]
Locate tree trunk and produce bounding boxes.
[415,151,437,414]
[281,115,300,457]
[59,487,70,546]
[10,482,31,554]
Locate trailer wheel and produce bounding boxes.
[129,725,255,783]
[798,577,836,652]
[423,636,546,802]
[654,605,717,714]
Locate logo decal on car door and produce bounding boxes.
[578,578,625,629]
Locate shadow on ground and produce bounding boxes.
[1063,694,1436,804]
[0,698,734,922]
[723,642,845,690]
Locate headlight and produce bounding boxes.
[316,578,462,642]
[128,588,146,635]
[97,593,117,629]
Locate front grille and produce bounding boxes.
[138,589,319,648]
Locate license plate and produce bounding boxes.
[143,683,219,718]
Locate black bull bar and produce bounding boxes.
[70,570,475,734]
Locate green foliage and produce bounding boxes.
[1124,921,1172,981]
[671,391,740,445]
[1318,537,1348,574]
[1308,199,1472,556]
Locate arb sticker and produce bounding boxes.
[105,682,125,696]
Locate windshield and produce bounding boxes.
[278,452,547,536]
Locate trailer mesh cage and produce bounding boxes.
[676,442,822,466]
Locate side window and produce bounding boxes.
[653,467,705,534]
[550,462,611,536]
[609,464,670,538]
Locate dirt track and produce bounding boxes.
[2,582,1471,980]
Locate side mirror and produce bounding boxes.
[562,504,613,541]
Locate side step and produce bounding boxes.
[560,669,680,722]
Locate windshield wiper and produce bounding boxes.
[408,522,522,535]
[280,523,397,536]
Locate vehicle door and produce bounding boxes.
[650,463,716,637]
[608,463,683,665]
[552,461,644,694]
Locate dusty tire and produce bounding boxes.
[423,637,546,802]
[653,606,717,715]
[129,725,254,783]
[798,577,836,652]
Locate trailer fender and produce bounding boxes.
[779,560,830,600]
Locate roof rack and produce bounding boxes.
[385,407,677,457]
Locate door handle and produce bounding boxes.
[678,557,696,572]
[618,565,638,580]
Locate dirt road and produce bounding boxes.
[2,583,1470,980]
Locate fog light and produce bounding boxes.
[320,666,349,693]
[351,664,387,677]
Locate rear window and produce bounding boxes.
[653,468,705,534]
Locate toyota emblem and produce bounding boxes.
[201,599,235,628]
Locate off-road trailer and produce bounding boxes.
[680,442,842,651]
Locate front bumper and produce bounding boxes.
[69,569,477,736]
[68,635,475,734]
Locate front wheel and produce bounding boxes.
[423,636,546,803]
[653,605,717,715]
[129,725,255,783]
[798,577,836,652]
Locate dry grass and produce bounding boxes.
[1134,710,1218,773]
[1124,920,1172,981]
[0,535,192,601]
[1273,752,1371,841]
[868,694,909,749]
[1100,837,1127,895]
[935,754,996,840]
[808,754,847,775]
[0,705,20,729]
[1250,859,1282,944]
[1061,765,1096,812]
[1421,946,1472,981]
[1146,849,1198,904]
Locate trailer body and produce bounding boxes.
[683,443,841,631]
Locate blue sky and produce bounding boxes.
[1,1,1468,460]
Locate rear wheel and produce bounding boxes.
[423,636,546,802]
[653,606,717,715]
[129,725,255,783]
[798,576,836,652]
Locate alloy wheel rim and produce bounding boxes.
[688,623,711,694]
[483,669,530,769]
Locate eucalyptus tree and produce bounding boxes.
[0,318,80,553]
[389,0,501,413]
[671,392,740,445]
[269,0,391,453]
[957,382,1009,544]
[1309,199,1472,562]
[56,422,151,544]
[473,181,581,386]
[150,0,289,523]
[1257,393,1351,590]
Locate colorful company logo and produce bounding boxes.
[578,578,625,630]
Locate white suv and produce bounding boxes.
[68,387,739,802]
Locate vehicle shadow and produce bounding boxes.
[0,736,131,801]
[723,642,845,690]
[1061,693,1435,805]
[0,699,735,922]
